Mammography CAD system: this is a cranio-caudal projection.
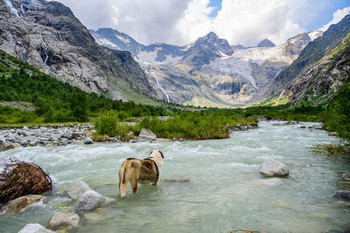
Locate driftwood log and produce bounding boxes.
[0,160,52,206]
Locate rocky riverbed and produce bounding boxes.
[0,123,259,152]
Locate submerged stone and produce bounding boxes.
[262,178,284,186]
[0,195,43,213]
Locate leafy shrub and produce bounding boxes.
[94,110,133,137]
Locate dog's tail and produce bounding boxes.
[119,160,141,197]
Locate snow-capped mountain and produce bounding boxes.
[91,29,323,106]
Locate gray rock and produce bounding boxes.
[48,212,80,230]
[90,129,97,134]
[18,223,55,233]
[61,133,72,139]
[23,126,29,130]
[262,178,284,186]
[342,172,350,180]
[66,181,91,199]
[333,190,350,200]
[139,128,157,140]
[6,136,16,143]
[83,137,93,145]
[259,159,289,177]
[74,190,111,212]
[20,140,29,147]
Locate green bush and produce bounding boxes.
[134,111,258,140]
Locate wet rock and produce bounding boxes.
[83,213,105,223]
[342,172,350,180]
[139,128,157,140]
[262,178,284,186]
[18,223,55,233]
[48,212,80,230]
[163,178,190,183]
[74,190,112,212]
[6,136,16,143]
[23,126,29,130]
[83,137,93,144]
[259,159,289,177]
[65,181,91,199]
[0,195,43,213]
[333,190,350,200]
[20,140,29,147]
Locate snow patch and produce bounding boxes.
[4,0,19,17]
[308,30,323,41]
[115,34,131,44]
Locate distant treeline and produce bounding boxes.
[0,68,167,123]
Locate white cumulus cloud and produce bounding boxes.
[320,7,350,31]
[51,0,349,47]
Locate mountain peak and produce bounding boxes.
[257,39,276,48]
[206,31,219,39]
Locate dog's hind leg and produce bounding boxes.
[131,179,138,196]
[119,162,128,198]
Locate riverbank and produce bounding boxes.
[0,121,348,233]
[0,122,259,152]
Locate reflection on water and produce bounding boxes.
[0,121,349,233]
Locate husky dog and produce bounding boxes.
[118,150,164,197]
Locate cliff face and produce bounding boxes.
[283,32,350,103]
[0,0,157,101]
[263,15,350,99]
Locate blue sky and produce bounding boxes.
[55,0,350,46]
[208,0,223,18]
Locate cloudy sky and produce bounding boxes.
[53,0,350,46]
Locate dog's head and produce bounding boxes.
[149,150,164,161]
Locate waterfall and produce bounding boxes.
[142,66,170,102]
[153,75,170,102]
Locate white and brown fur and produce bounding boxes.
[118,150,164,197]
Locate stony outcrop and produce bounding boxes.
[48,212,80,230]
[18,223,55,233]
[74,190,112,213]
[0,0,158,101]
[263,15,350,101]
[259,159,289,177]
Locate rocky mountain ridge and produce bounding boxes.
[0,0,164,102]
[92,28,319,106]
[263,14,350,101]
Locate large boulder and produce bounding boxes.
[48,212,80,230]
[259,159,289,177]
[18,223,55,233]
[0,195,43,213]
[139,128,157,140]
[74,190,112,213]
[65,181,91,199]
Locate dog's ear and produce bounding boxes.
[159,151,164,159]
